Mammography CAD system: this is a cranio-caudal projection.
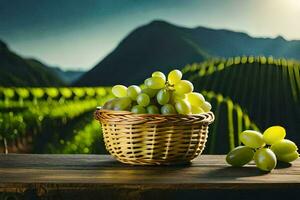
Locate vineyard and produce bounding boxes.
[1,56,299,154]
[0,87,258,154]
[0,87,113,154]
[183,56,300,149]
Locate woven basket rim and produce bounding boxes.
[95,108,215,125]
[97,107,214,117]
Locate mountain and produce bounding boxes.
[51,67,85,84]
[184,27,300,59]
[76,20,300,86]
[0,40,65,86]
[75,20,210,86]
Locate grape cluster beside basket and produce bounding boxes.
[95,69,215,165]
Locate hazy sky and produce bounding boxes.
[1,0,300,70]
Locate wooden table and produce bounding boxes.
[0,154,299,200]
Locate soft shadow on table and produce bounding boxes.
[92,159,193,168]
[275,161,292,169]
[205,166,269,178]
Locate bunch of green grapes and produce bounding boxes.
[102,69,211,114]
[226,126,299,171]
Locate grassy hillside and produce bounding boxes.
[183,56,300,145]
[0,41,65,86]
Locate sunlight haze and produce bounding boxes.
[0,0,299,70]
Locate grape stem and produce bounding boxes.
[165,81,175,91]
[3,137,8,154]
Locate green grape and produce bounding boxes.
[201,101,212,112]
[112,85,127,97]
[127,85,141,100]
[191,105,205,114]
[161,104,177,114]
[276,151,299,163]
[270,139,298,155]
[226,146,254,167]
[147,105,160,114]
[240,130,265,149]
[102,98,119,110]
[136,93,150,107]
[113,97,132,111]
[170,92,186,103]
[174,80,194,94]
[152,71,166,81]
[144,77,165,89]
[142,88,159,98]
[187,92,205,107]
[175,100,191,114]
[168,69,182,85]
[254,148,277,171]
[263,126,286,145]
[156,89,170,105]
[131,105,147,114]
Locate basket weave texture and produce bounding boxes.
[95,109,215,165]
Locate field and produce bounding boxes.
[0,87,113,154]
[183,56,300,149]
[1,56,299,154]
[0,87,258,155]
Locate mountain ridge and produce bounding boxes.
[0,40,84,86]
[75,20,300,86]
[75,20,210,86]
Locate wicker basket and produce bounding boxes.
[95,108,214,165]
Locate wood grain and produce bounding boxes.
[0,154,299,199]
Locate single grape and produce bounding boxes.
[131,105,146,114]
[254,148,277,171]
[240,130,265,149]
[263,126,286,145]
[145,77,165,89]
[276,151,299,163]
[156,89,170,105]
[168,69,182,85]
[142,88,159,98]
[201,101,212,112]
[161,104,177,114]
[170,92,186,103]
[147,105,160,114]
[113,97,132,111]
[175,100,191,114]
[191,105,205,114]
[174,80,194,94]
[152,71,166,81]
[102,98,119,110]
[226,146,254,167]
[187,92,205,107]
[270,139,298,155]
[112,85,127,97]
[136,93,150,107]
[127,85,141,100]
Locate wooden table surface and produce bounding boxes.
[0,154,299,199]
